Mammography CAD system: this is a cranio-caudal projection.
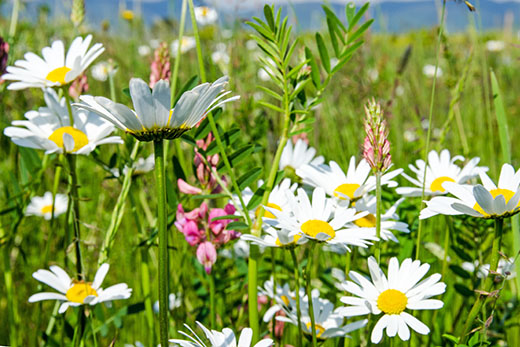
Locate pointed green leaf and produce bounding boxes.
[316,33,330,73]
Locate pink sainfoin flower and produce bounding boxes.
[197,242,217,274]
[176,201,239,273]
[68,73,89,100]
[363,99,392,173]
[149,42,171,88]
[0,37,9,84]
[178,133,226,195]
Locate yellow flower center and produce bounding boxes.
[430,176,455,193]
[48,126,89,152]
[306,322,326,338]
[377,289,408,315]
[281,295,290,306]
[65,281,98,303]
[473,188,518,216]
[201,6,209,16]
[46,66,72,84]
[275,234,302,247]
[300,220,335,241]
[40,204,54,215]
[122,10,134,20]
[354,213,376,228]
[256,202,282,219]
[333,183,360,200]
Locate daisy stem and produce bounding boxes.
[66,154,83,279]
[108,72,117,103]
[170,0,187,102]
[459,218,504,342]
[305,244,318,347]
[290,248,304,347]
[44,161,63,265]
[154,139,169,347]
[416,0,446,261]
[375,172,382,263]
[441,216,452,279]
[63,89,75,127]
[98,141,140,265]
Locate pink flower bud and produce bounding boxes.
[197,242,217,274]
[177,178,203,195]
[68,73,89,100]
[149,42,171,88]
[363,98,392,172]
[0,37,9,83]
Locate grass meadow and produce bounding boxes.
[1,1,520,346]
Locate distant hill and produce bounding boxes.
[1,0,519,33]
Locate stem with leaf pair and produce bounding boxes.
[459,218,504,342]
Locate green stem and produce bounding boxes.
[63,90,76,127]
[66,154,83,279]
[290,248,304,347]
[209,271,216,329]
[270,248,277,341]
[3,239,18,347]
[459,218,504,342]
[140,247,156,347]
[108,72,117,103]
[374,172,382,263]
[154,139,169,347]
[98,141,140,265]
[416,0,446,260]
[8,0,20,38]
[187,0,206,83]
[442,216,452,279]
[44,162,63,266]
[305,244,318,347]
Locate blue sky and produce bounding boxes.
[2,0,519,33]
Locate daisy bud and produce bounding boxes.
[70,0,85,28]
[363,99,392,173]
[0,37,9,83]
[149,42,171,88]
[196,242,217,274]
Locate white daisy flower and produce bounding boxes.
[241,227,307,249]
[277,288,368,340]
[170,321,273,347]
[74,76,238,142]
[2,35,104,90]
[422,64,443,78]
[194,6,218,26]
[153,292,182,313]
[28,263,132,314]
[486,40,505,52]
[258,278,299,322]
[350,196,410,243]
[137,45,151,57]
[171,36,196,56]
[279,139,324,173]
[461,258,516,279]
[338,256,446,344]
[396,150,487,197]
[420,163,520,219]
[91,61,110,82]
[26,192,68,220]
[263,187,378,250]
[4,88,123,155]
[296,157,403,203]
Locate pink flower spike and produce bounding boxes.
[177,178,202,195]
[196,242,217,274]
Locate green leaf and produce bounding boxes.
[305,47,321,88]
[449,264,471,279]
[211,214,240,222]
[348,2,370,30]
[180,134,196,146]
[345,3,356,25]
[194,109,221,140]
[237,167,263,190]
[348,19,374,44]
[322,5,347,33]
[226,221,250,230]
[217,145,256,171]
[326,17,340,57]
[191,193,229,200]
[316,33,330,73]
[205,127,241,155]
[257,101,284,113]
[263,4,276,32]
[258,86,283,101]
[247,22,275,41]
[246,170,285,210]
[454,283,474,297]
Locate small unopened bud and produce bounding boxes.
[0,37,9,83]
[149,42,171,88]
[70,0,85,28]
[68,73,89,100]
[363,99,392,172]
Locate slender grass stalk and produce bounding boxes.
[209,272,216,329]
[108,73,117,103]
[304,244,318,347]
[43,162,63,265]
[98,141,140,265]
[270,248,278,341]
[289,248,304,347]
[374,172,382,263]
[442,216,452,279]
[44,302,60,343]
[140,247,155,346]
[187,0,206,83]
[170,0,187,103]
[3,238,18,347]
[416,0,446,260]
[8,0,20,38]
[66,154,83,277]
[154,139,169,347]
[459,218,504,342]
